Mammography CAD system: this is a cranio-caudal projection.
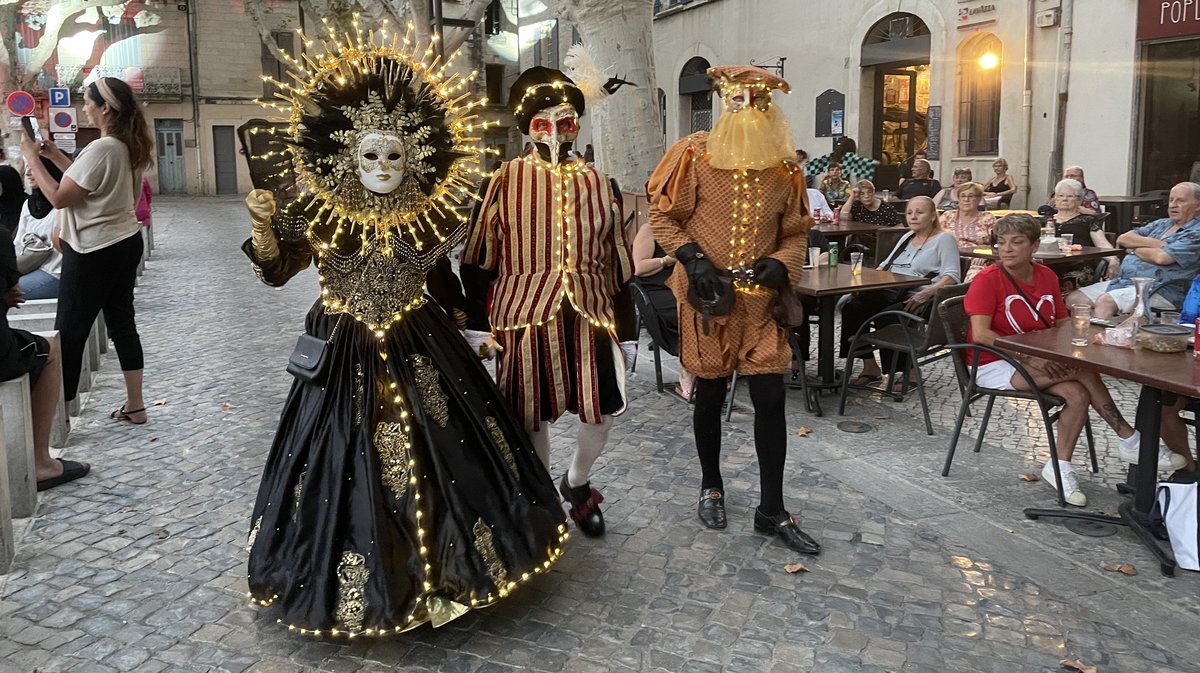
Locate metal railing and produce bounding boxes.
[54,64,183,101]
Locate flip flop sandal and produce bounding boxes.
[848,374,882,387]
[111,405,148,425]
[37,458,90,492]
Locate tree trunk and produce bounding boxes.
[20,0,127,87]
[554,0,662,194]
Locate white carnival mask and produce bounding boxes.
[357,132,406,194]
[529,103,579,167]
[721,85,769,113]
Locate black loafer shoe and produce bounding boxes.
[698,488,727,529]
[559,474,606,537]
[754,507,821,555]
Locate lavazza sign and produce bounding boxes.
[958,3,997,29]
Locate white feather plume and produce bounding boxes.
[563,43,610,107]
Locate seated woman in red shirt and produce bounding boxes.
[964,213,1152,507]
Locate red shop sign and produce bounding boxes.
[1139,0,1200,40]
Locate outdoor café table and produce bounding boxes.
[794,265,929,413]
[958,245,1123,270]
[996,324,1199,576]
[989,209,1039,218]
[1099,194,1162,234]
[815,220,881,240]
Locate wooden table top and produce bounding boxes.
[794,265,929,298]
[957,245,1122,264]
[815,220,883,235]
[989,209,1040,218]
[996,324,1200,398]
[1099,195,1163,204]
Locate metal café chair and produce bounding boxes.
[837,283,970,435]
[937,296,1098,508]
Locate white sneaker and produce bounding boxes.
[1042,460,1087,507]
[1116,431,1188,470]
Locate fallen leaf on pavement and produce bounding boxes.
[795,426,812,437]
[1018,473,1040,482]
[1060,658,1097,673]
[221,403,237,411]
[154,529,170,540]
[784,562,809,574]
[151,399,166,406]
[1099,561,1137,576]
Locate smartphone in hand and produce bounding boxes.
[20,116,44,148]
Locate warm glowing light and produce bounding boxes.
[978,52,999,70]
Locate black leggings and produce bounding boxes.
[692,374,787,516]
[57,231,144,401]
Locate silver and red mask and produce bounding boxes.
[528,103,579,166]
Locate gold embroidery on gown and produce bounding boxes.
[472,518,508,588]
[409,354,449,427]
[353,364,365,428]
[486,416,517,475]
[335,551,368,632]
[246,517,261,552]
[374,422,411,501]
[292,471,306,522]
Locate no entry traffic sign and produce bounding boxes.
[5,91,35,116]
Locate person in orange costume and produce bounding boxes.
[648,65,819,554]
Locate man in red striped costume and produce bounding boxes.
[461,66,636,537]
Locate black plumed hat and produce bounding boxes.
[510,66,585,135]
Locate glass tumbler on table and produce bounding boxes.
[849,251,863,276]
[1058,233,1073,252]
[1071,304,1092,347]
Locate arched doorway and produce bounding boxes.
[861,13,931,188]
[679,57,713,134]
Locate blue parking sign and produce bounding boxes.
[49,87,70,107]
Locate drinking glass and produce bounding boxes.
[1058,233,1073,252]
[1161,310,1182,325]
[850,252,863,276]
[1071,304,1092,347]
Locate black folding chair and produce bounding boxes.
[938,296,1098,508]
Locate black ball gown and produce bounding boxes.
[241,210,567,637]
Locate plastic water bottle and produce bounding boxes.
[829,241,839,267]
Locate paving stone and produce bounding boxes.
[0,196,1195,672]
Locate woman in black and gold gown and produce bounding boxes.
[240,30,566,637]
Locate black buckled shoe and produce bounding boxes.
[754,507,821,555]
[698,488,727,529]
[559,474,605,537]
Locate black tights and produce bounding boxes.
[692,373,787,516]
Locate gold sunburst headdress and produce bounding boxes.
[254,17,496,253]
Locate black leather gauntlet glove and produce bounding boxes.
[752,256,789,291]
[676,243,723,299]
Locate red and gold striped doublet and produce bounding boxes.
[463,157,633,429]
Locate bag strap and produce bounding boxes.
[881,231,915,272]
[999,265,1053,329]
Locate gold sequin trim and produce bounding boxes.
[472,518,508,588]
[334,551,368,632]
[320,245,428,329]
[374,422,411,501]
[246,517,261,552]
[353,364,365,428]
[486,416,517,475]
[409,354,449,427]
[292,471,306,522]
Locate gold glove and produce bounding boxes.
[245,189,280,261]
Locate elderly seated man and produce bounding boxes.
[1046,165,1101,215]
[1066,182,1200,318]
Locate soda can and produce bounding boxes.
[1194,318,1200,359]
[829,241,839,267]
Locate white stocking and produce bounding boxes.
[529,421,551,469]
[569,415,612,487]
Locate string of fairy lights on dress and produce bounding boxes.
[242,16,570,638]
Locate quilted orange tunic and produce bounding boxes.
[648,132,812,378]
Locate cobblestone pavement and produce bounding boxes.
[2,196,1199,673]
